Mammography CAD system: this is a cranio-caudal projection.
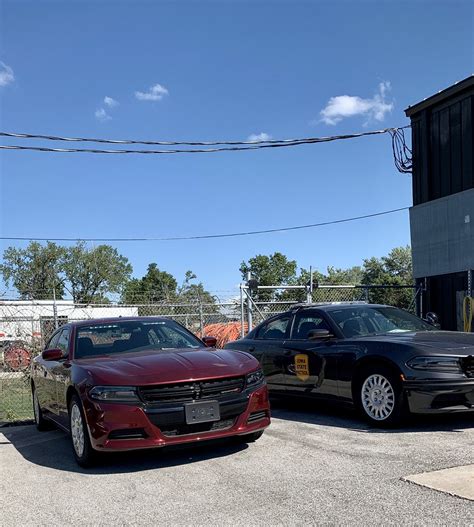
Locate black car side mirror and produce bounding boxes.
[425,312,441,329]
[307,329,334,340]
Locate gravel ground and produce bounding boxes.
[0,400,473,526]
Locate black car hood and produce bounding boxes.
[358,331,474,354]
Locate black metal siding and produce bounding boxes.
[421,272,469,331]
[410,91,474,205]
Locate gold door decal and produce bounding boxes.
[295,354,309,381]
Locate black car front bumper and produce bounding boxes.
[403,379,474,414]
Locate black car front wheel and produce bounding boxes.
[355,366,406,427]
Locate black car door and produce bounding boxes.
[282,310,339,399]
[245,315,293,393]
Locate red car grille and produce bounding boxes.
[138,376,245,404]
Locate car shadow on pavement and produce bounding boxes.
[270,397,474,433]
[0,425,249,474]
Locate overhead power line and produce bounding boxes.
[0,127,410,146]
[0,206,409,243]
[0,126,410,155]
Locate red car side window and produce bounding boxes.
[45,330,61,351]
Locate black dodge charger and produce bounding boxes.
[224,303,474,426]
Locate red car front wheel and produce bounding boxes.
[69,395,97,467]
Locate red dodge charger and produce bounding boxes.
[30,317,270,466]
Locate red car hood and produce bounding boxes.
[74,347,258,385]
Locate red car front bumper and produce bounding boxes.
[82,384,270,451]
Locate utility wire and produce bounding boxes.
[389,127,412,173]
[0,206,409,242]
[0,126,410,146]
[0,127,410,155]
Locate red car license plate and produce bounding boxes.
[185,400,220,424]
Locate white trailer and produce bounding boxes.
[0,300,139,345]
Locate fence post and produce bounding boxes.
[307,265,313,303]
[246,272,253,332]
[52,286,58,330]
[199,301,204,337]
[364,287,369,303]
[240,285,245,338]
[247,293,253,333]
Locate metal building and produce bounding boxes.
[405,75,474,330]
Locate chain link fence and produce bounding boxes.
[0,284,421,423]
[249,286,369,326]
[0,299,242,423]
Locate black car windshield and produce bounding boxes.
[75,320,203,359]
[328,306,437,338]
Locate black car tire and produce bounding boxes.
[237,430,264,443]
[69,394,97,467]
[32,385,51,431]
[354,365,406,427]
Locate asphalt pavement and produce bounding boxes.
[1,401,473,526]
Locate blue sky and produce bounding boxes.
[0,0,472,297]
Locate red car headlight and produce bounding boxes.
[89,386,140,403]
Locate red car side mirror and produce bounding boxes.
[42,348,64,361]
[202,336,217,348]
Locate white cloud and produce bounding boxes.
[135,83,169,101]
[0,62,14,87]
[247,132,272,142]
[95,108,111,122]
[104,96,119,107]
[319,81,393,125]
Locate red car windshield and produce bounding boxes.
[75,320,203,359]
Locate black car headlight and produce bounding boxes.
[406,356,463,373]
[89,386,140,402]
[246,369,265,387]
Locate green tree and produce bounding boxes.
[240,252,298,301]
[238,247,413,308]
[325,266,363,285]
[63,242,132,304]
[361,246,414,309]
[178,271,217,306]
[123,266,216,308]
[280,266,363,302]
[0,242,66,299]
[122,263,178,303]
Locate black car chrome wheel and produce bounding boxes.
[355,366,406,427]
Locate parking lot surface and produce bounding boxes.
[1,401,473,526]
